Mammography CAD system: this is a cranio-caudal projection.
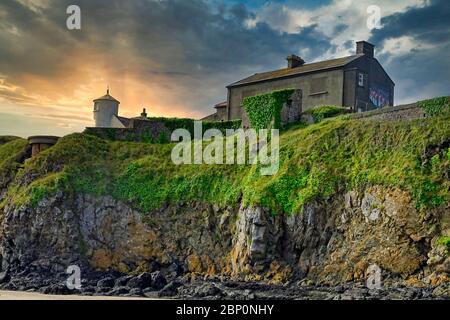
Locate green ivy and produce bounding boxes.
[418,96,450,116]
[243,89,294,129]
[3,101,450,214]
[438,236,450,255]
[304,105,348,123]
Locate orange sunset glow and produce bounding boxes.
[1,0,449,137]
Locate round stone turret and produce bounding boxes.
[93,88,120,127]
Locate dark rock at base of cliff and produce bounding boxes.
[39,283,78,296]
[127,272,152,290]
[150,271,167,290]
[107,286,131,296]
[157,279,184,297]
[194,283,224,298]
[0,271,10,284]
[97,277,116,289]
[114,275,133,287]
[129,288,144,297]
[0,267,448,300]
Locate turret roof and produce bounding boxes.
[93,89,120,103]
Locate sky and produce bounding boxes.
[0,0,449,137]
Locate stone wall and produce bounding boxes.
[84,118,242,143]
[351,103,425,121]
[280,90,302,127]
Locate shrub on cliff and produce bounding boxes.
[1,101,450,214]
[303,105,349,123]
[418,96,450,116]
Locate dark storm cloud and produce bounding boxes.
[368,0,450,103]
[1,0,447,118]
[0,0,334,78]
[0,0,79,77]
[370,0,450,45]
[0,0,336,115]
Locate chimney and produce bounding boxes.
[286,54,305,68]
[356,41,374,58]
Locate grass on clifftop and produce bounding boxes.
[1,111,450,214]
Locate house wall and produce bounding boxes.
[227,69,344,121]
[343,69,357,109]
[111,115,127,128]
[346,56,394,112]
[201,113,218,121]
[200,106,228,122]
[216,106,227,121]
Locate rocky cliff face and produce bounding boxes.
[1,185,448,294]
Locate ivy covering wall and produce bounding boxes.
[242,89,294,129]
[304,105,349,123]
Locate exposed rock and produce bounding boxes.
[158,280,184,297]
[127,273,152,289]
[107,286,130,296]
[150,271,167,290]
[97,277,115,289]
[114,275,133,287]
[0,186,448,299]
[0,271,10,284]
[128,288,144,297]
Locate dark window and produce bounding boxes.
[358,73,365,87]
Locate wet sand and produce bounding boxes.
[0,290,152,300]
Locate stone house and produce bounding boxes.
[201,101,227,121]
[206,41,394,128]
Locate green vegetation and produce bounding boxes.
[0,136,21,146]
[0,138,27,164]
[418,96,450,116]
[243,89,294,129]
[0,138,28,204]
[438,236,450,255]
[304,105,349,123]
[1,103,450,214]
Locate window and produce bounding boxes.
[310,77,327,95]
[358,73,365,87]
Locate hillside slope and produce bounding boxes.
[0,111,449,297]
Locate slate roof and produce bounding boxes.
[214,101,227,108]
[228,54,363,88]
[115,115,130,127]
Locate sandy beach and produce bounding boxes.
[0,290,151,300]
